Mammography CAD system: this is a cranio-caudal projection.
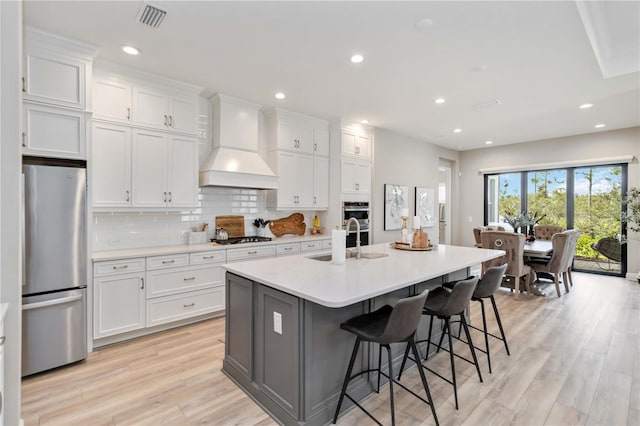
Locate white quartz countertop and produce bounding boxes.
[223,243,505,308]
[92,234,331,261]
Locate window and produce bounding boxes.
[484,164,627,276]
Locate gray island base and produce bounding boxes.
[222,244,504,425]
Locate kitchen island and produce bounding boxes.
[222,243,504,426]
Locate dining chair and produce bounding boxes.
[527,230,573,297]
[480,231,531,295]
[564,229,580,287]
[533,224,565,241]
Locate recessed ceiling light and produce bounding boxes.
[595,123,605,128]
[485,140,493,145]
[579,103,593,109]
[350,54,364,64]
[360,119,369,124]
[275,92,286,100]
[453,128,462,133]
[121,45,140,55]
[434,98,446,104]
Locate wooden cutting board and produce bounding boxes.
[269,213,306,237]
[215,215,245,238]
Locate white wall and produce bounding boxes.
[0,0,23,423]
[459,126,640,277]
[371,127,459,244]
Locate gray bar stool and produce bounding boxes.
[398,277,482,410]
[332,289,439,426]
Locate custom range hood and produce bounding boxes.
[199,94,278,189]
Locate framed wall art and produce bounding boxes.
[384,184,408,230]
[415,187,436,227]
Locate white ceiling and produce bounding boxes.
[23,1,640,151]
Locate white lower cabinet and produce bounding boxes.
[146,263,223,298]
[276,243,301,257]
[93,271,146,339]
[146,287,224,327]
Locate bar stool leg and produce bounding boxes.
[460,315,483,383]
[490,295,510,356]
[385,344,395,426]
[425,315,435,360]
[409,339,440,426]
[436,317,448,354]
[444,318,458,410]
[397,342,411,380]
[333,337,361,424]
[377,344,383,393]
[479,298,491,373]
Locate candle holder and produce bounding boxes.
[400,215,409,243]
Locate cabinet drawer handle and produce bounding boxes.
[183,277,196,281]
[248,250,257,255]
[284,247,292,251]
[22,77,26,93]
[307,244,315,248]
[112,264,128,270]
[140,277,145,290]
[22,132,26,148]
[202,255,215,259]
[164,115,168,126]
[126,190,130,202]
[169,115,174,127]
[126,107,131,120]
[163,192,167,202]
[183,303,195,308]
[161,260,175,264]
[168,192,172,202]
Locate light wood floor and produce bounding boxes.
[22,272,639,426]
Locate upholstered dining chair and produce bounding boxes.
[564,230,580,287]
[480,231,531,295]
[474,225,506,248]
[533,224,565,241]
[527,230,573,297]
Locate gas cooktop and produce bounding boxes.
[211,236,273,245]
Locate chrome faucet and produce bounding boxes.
[346,217,361,259]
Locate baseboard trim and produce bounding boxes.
[625,272,640,282]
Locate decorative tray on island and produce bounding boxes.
[392,242,433,251]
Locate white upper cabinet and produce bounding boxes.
[133,85,198,135]
[314,126,330,157]
[341,128,371,160]
[93,78,132,123]
[341,160,371,195]
[276,119,315,154]
[22,103,86,159]
[132,129,168,208]
[24,49,88,110]
[92,122,132,208]
[166,135,199,207]
[313,156,329,209]
[266,108,330,210]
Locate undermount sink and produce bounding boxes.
[360,252,388,259]
[306,252,388,262]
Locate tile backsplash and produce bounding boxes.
[93,186,313,251]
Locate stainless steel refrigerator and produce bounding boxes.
[22,158,88,376]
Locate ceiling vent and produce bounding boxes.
[137,3,166,29]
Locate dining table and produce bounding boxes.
[523,239,553,257]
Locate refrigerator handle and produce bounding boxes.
[22,294,82,311]
[21,173,26,288]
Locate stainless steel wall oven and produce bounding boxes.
[342,201,369,247]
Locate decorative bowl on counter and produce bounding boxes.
[309,227,324,235]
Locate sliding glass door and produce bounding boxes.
[484,164,626,276]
